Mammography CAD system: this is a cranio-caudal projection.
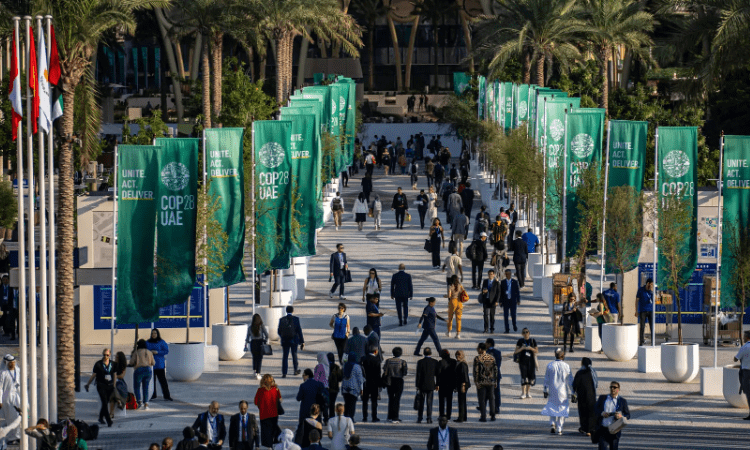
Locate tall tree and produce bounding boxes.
[35,0,170,420]
[412,0,458,87]
[350,0,390,91]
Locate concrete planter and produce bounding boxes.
[281,274,298,300]
[723,365,748,408]
[212,323,248,361]
[661,343,699,383]
[168,343,205,382]
[258,306,286,341]
[602,324,638,361]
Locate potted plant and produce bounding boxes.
[659,196,699,383]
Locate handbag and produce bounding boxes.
[262,342,273,356]
[490,253,498,267]
[459,288,470,303]
[502,256,510,267]
[405,212,412,222]
[276,397,285,415]
[344,269,352,283]
[413,391,423,410]
[608,417,628,434]
[368,208,373,217]
[424,239,432,253]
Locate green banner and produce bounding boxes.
[487,80,495,123]
[502,82,514,131]
[329,83,343,174]
[478,76,486,120]
[543,98,579,228]
[288,98,325,227]
[535,90,567,145]
[344,80,356,167]
[154,138,198,307]
[205,128,247,287]
[564,109,604,258]
[334,81,352,166]
[454,72,470,95]
[657,127,698,287]
[494,81,501,124]
[515,84,529,127]
[605,120,648,273]
[721,136,750,307]
[117,145,160,324]
[279,111,318,257]
[254,120,292,272]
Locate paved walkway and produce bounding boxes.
[41,162,748,449]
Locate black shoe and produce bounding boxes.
[165,397,174,401]
[504,330,509,334]
[362,417,367,422]
[514,327,518,332]
[98,419,106,425]
[551,427,556,434]
[294,370,301,375]
[479,418,487,422]
[483,330,488,333]
[151,394,157,400]
[372,418,381,423]
[417,419,422,424]
[743,415,750,420]
[569,348,575,353]
[399,322,403,326]
[490,329,495,333]
[413,352,421,356]
[282,374,287,378]
[454,419,464,423]
[490,416,496,421]
[426,419,432,424]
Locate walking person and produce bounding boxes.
[446,188,463,226]
[341,353,364,420]
[500,269,520,334]
[486,339,502,415]
[361,269,382,303]
[370,195,383,231]
[245,314,269,380]
[353,193,368,232]
[514,328,538,399]
[129,339,156,410]
[314,355,332,426]
[327,353,343,425]
[415,297,445,355]
[429,218,445,269]
[391,264,413,326]
[84,349,116,426]
[383,347,408,423]
[444,276,466,339]
[434,163,444,189]
[360,346,381,422]
[365,151,376,176]
[459,182,474,223]
[255,375,282,450]
[426,416,460,450]
[635,278,654,346]
[361,173,373,204]
[278,306,305,378]
[1,276,16,340]
[425,158,435,188]
[146,328,172,401]
[542,349,573,435]
[521,228,539,255]
[506,203,518,249]
[591,294,611,341]
[561,294,580,353]
[416,190,429,229]
[410,159,419,189]
[0,356,21,441]
[594,381,631,450]
[327,404,355,450]
[329,244,349,300]
[228,400,259,450]
[416,348,439,424]
[442,247,463,296]
[329,304,351,363]
[391,187,409,229]
[473,343,498,422]
[468,233,488,290]
[573,357,598,436]
[297,403,323,448]
[295,370,326,435]
[436,350,457,421]
[450,208,468,255]
[366,294,384,337]
[454,351,470,423]
[511,230,528,288]
[481,269,501,333]
[331,193,345,231]
[382,148,391,176]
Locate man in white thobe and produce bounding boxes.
[542,348,573,435]
[0,355,21,442]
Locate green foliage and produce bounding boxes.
[217,58,277,128]
[549,60,602,108]
[437,93,485,142]
[483,123,544,203]
[73,68,102,166]
[0,181,18,230]
[571,163,605,276]
[320,131,337,186]
[122,112,169,145]
[723,220,750,326]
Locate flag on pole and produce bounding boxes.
[48,25,63,122]
[28,26,39,134]
[38,25,51,133]
[8,34,22,140]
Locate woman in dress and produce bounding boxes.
[327,353,343,425]
[314,353,331,424]
[429,218,445,269]
[327,403,355,450]
[427,186,438,223]
[514,327,538,399]
[146,328,172,401]
[454,350,471,422]
[572,357,598,436]
[329,304,350,363]
[255,374,282,449]
[246,314,269,380]
[340,352,364,420]
[590,293,609,342]
[353,193,369,232]
[561,293,579,353]
[298,404,323,447]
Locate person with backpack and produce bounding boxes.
[278,306,305,378]
[370,195,382,231]
[365,152,376,176]
[330,192,345,231]
[467,232,489,290]
[24,419,56,450]
[473,343,498,422]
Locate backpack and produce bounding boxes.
[477,218,489,234]
[332,197,343,211]
[278,316,296,341]
[434,164,444,178]
[491,222,507,243]
[465,242,477,261]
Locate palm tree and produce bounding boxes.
[350,0,390,91]
[472,0,583,86]
[243,0,362,104]
[578,0,655,116]
[35,0,169,420]
[411,0,458,88]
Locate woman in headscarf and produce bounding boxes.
[273,429,300,450]
[454,350,471,423]
[572,357,598,436]
[314,352,330,424]
[58,422,87,450]
[340,352,364,421]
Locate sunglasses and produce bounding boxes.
[610,386,620,390]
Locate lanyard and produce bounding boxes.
[8,369,15,384]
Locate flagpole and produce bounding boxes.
[45,15,57,423]
[715,133,724,368]
[652,127,659,348]
[35,14,49,423]
[541,97,547,266]
[562,108,568,272]
[600,120,612,294]
[14,16,29,450]
[111,145,118,352]
[251,122,256,318]
[202,130,208,345]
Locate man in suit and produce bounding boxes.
[227,400,259,450]
[481,269,501,333]
[416,347,439,424]
[192,401,226,449]
[344,327,368,364]
[278,306,305,377]
[329,244,348,299]
[391,187,409,229]
[485,339,502,415]
[296,369,326,424]
[426,416,460,450]
[436,350,457,421]
[302,429,328,450]
[363,325,382,362]
[469,233,489,290]
[500,269,520,333]
[391,264,413,326]
[1,276,16,339]
[594,381,631,450]
[360,345,382,422]
[459,182,474,223]
[511,230,528,288]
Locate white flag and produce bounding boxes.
[38,26,51,133]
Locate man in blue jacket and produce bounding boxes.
[278,306,305,377]
[329,244,348,300]
[391,263,413,326]
[486,338,502,415]
[603,282,620,324]
[635,278,654,346]
[500,269,520,333]
[594,381,631,450]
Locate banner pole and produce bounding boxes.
[202,130,208,344]
[715,133,724,368]
[45,14,56,423]
[562,109,568,272]
[541,98,547,267]
[652,127,659,347]
[36,14,48,423]
[600,120,612,293]
[111,145,118,351]
[251,122,256,317]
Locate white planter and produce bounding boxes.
[212,323,248,361]
[543,264,561,277]
[204,344,220,372]
[168,343,205,382]
[258,306,286,341]
[293,260,308,286]
[584,325,601,352]
[541,277,554,306]
[660,343,699,383]
[282,274,298,300]
[602,324,638,361]
[260,290,293,306]
[723,365,748,408]
[528,253,543,269]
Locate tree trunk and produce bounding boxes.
[297,31,310,89]
[246,45,255,82]
[275,33,294,105]
[599,45,608,116]
[174,38,187,79]
[536,55,544,87]
[523,50,531,84]
[259,44,267,82]
[386,14,403,92]
[202,37,212,128]
[155,7,184,122]
[57,79,79,420]
[367,20,375,92]
[211,31,223,127]
[459,12,473,73]
[191,34,203,83]
[404,16,419,90]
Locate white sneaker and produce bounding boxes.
[143,403,149,411]
[455,333,461,339]
[445,332,451,338]
[527,393,532,399]
[255,373,262,380]
[557,430,563,435]
[339,295,347,300]
[329,292,334,298]
[519,394,527,399]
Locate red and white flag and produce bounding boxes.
[28,26,39,134]
[8,34,22,140]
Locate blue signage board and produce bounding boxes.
[638,263,716,324]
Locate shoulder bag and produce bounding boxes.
[261,340,273,356]
[344,269,353,283]
[413,390,423,411]
[459,288,470,303]
[424,239,432,253]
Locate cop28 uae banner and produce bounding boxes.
[515,84,529,127]
[657,126,698,286]
[255,120,293,272]
[205,128,246,287]
[543,97,580,225]
[453,72,470,96]
[720,136,750,307]
[117,145,160,324]
[502,82,514,131]
[478,76,486,120]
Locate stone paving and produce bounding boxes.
[10,161,746,449]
